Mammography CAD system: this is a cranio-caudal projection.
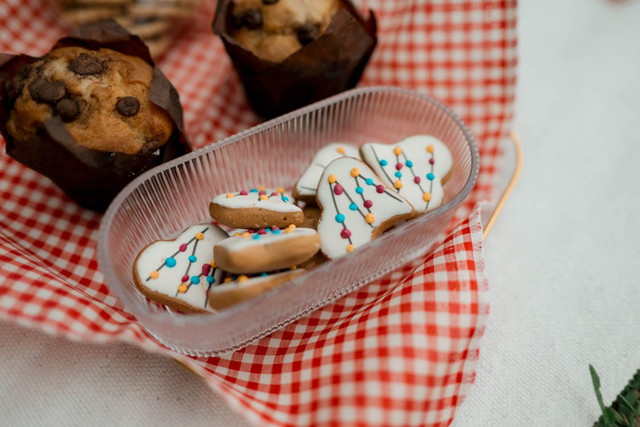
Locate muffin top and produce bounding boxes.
[230,0,341,62]
[5,46,174,154]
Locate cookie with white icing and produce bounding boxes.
[209,186,304,229]
[132,224,228,313]
[360,135,453,213]
[316,157,415,259]
[215,225,321,274]
[293,143,361,203]
[209,269,306,310]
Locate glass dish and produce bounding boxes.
[97,86,479,356]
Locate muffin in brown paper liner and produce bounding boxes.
[213,0,377,119]
[0,19,190,211]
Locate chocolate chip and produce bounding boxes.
[54,98,80,122]
[262,0,279,4]
[296,23,320,46]
[116,96,140,116]
[243,8,263,29]
[28,78,66,104]
[68,53,103,76]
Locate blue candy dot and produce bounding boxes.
[380,159,388,166]
[261,272,269,277]
[250,188,258,193]
[349,203,358,211]
[365,178,374,185]
[273,229,281,235]
[206,276,215,284]
[395,171,402,178]
[427,173,435,180]
[190,276,200,285]
[355,186,364,194]
[281,196,290,202]
[253,234,260,240]
[188,255,197,263]
[335,213,345,223]
[165,257,177,268]
[266,228,272,233]
[406,160,413,167]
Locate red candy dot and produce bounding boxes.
[181,275,189,282]
[396,163,403,170]
[414,176,421,184]
[202,264,211,275]
[240,190,248,195]
[363,200,373,208]
[272,226,280,231]
[429,158,435,165]
[179,244,187,252]
[340,229,351,239]
[258,228,267,235]
[270,192,278,196]
[334,184,344,195]
[259,190,266,196]
[376,185,385,194]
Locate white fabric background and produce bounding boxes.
[2,0,640,425]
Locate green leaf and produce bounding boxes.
[590,364,616,425]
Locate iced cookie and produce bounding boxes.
[316,157,415,259]
[293,143,361,203]
[209,269,306,310]
[132,224,228,313]
[209,186,304,229]
[360,135,453,213]
[215,225,321,274]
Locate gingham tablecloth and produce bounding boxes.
[0,1,517,426]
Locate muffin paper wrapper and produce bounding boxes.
[213,0,377,118]
[0,19,190,211]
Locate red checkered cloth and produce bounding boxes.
[0,0,517,426]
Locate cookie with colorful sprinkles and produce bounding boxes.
[215,225,321,274]
[316,157,415,259]
[209,186,304,229]
[209,269,306,310]
[132,224,229,313]
[360,135,453,213]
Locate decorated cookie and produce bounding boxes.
[132,224,228,313]
[301,205,321,229]
[209,186,304,229]
[293,143,361,203]
[209,269,306,310]
[215,225,321,274]
[316,157,415,259]
[360,135,453,213]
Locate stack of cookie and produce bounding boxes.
[51,0,202,57]
[133,135,454,313]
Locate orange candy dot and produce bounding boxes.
[328,174,337,184]
[226,193,234,199]
[234,232,240,236]
[178,283,188,293]
[427,145,435,153]
[365,213,375,224]
[241,232,250,238]
[277,186,285,193]
[346,244,355,253]
[393,146,403,156]
[195,232,204,240]
[224,277,233,283]
[259,195,269,201]
[290,265,298,270]
[238,275,249,282]
[285,224,296,233]
[394,180,403,189]
[336,147,345,154]
[257,185,266,191]
[423,192,432,202]
[350,167,360,177]
[149,271,159,279]
[210,261,217,268]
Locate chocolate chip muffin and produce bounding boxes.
[6,46,173,154]
[229,0,340,62]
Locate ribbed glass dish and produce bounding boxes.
[98,87,479,356]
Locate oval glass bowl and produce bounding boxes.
[98,86,479,356]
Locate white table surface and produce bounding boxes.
[2,0,640,425]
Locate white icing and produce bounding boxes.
[316,157,414,259]
[294,143,361,199]
[220,227,318,252]
[211,188,301,213]
[134,224,229,312]
[360,135,453,213]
